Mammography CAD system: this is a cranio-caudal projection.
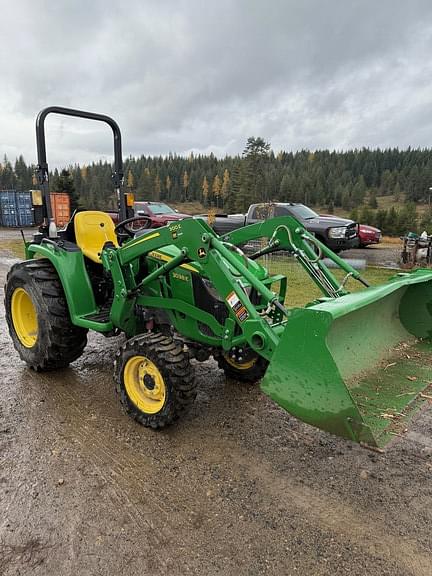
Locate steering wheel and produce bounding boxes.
[115,215,153,239]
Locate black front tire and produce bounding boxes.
[114,332,197,429]
[4,259,88,371]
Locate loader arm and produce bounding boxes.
[102,215,364,357]
[220,216,370,296]
[103,217,285,357]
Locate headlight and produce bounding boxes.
[328,226,347,239]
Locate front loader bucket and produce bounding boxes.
[261,270,432,448]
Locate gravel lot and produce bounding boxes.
[0,233,431,576]
[343,243,402,268]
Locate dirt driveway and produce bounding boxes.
[343,242,402,268]
[0,241,431,576]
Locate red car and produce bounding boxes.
[134,202,189,227]
[358,224,381,247]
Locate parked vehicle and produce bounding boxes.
[134,201,189,227]
[206,203,358,251]
[358,224,381,247]
[106,201,188,228]
[320,216,381,249]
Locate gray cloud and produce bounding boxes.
[1,0,432,167]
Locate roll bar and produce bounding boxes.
[35,106,126,223]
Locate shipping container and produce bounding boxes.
[0,190,34,227]
[50,192,71,227]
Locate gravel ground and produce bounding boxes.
[0,227,39,240]
[343,243,402,268]
[0,235,431,576]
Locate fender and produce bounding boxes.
[27,243,97,323]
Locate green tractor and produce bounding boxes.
[4,107,432,447]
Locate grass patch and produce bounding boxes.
[170,201,205,215]
[264,257,399,307]
[0,239,25,258]
[381,236,402,245]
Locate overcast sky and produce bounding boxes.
[1,0,432,167]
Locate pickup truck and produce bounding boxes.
[206,203,359,251]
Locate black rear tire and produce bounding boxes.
[4,259,88,371]
[114,332,197,429]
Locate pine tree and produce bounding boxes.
[352,176,367,205]
[224,161,243,213]
[279,174,291,200]
[386,206,399,236]
[242,136,270,203]
[182,170,189,201]
[234,184,250,213]
[359,205,373,226]
[0,155,15,189]
[202,176,209,206]
[14,155,31,190]
[137,167,153,200]
[220,169,230,208]
[368,190,378,209]
[212,174,221,208]
[334,183,345,207]
[380,169,393,195]
[165,175,172,199]
[54,168,80,211]
[397,203,417,235]
[342,191,352,211]
[420,208,432,233]
[350,208,359,222]
[127,169,135,190]
[154,174,161,200]
[375,209,388,232]
[393,181,402,201]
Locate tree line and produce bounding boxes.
[1,138,432,232]
[350,203,432,236]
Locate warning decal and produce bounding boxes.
[226,291,249,322]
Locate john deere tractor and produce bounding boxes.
[5,107,432,447]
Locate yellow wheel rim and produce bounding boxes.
[11,287,38,348]
[124,355,166,414]
[224,353,257,371]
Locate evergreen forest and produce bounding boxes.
[2,137,432,235]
